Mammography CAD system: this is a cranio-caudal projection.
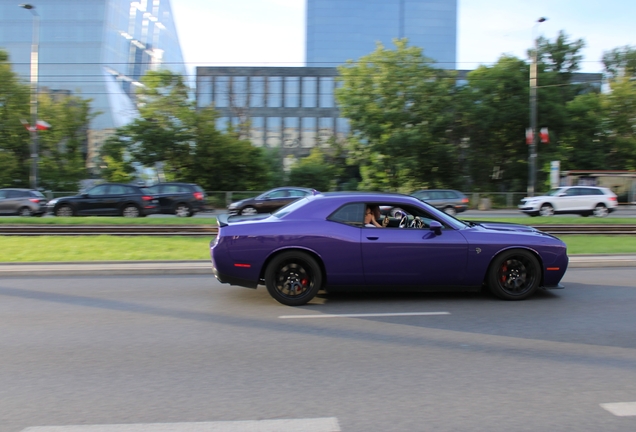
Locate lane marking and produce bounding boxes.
[22,418,341,432]
[600,402,636,417]
[279,312,450,319]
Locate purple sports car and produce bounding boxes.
[210,192,568,306]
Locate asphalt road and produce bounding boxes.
[1,270,636,432]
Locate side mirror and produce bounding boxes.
[429,220,442,235]
[81,192,89,198]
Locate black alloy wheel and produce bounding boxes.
[175,203,191,217]
[265,251,322,306]
[487,249,541,300]
[55,205,74,217]
[122,204,140,217]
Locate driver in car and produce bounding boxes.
[365,205,388,228]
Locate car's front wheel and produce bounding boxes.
[264,251,322,306]
[240,206,257,215]
[539,204,554,216]
[122,204,140,217]
[487,249,541,300]
[593,204,608,217]
[55,205,74,217]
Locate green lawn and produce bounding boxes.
[0,235,634,262]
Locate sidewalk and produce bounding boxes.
[0,255,635,277]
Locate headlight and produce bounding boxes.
[48,199,58,205]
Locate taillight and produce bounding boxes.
[142,195,153,201]
[193,192,204,200]
[29,198,39,203]
[609,196,617,201]
[462,198,469,204]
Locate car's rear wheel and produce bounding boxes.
[18,207,33,217]
[122,204,140,217]
[240,206,257,215]
[55,205,74,217]
[443,206,457,216]
[265,251,322,306]
[593,204,608,217]
[174,203,191,217]
[539,204,554,216]
[487,249,541,300]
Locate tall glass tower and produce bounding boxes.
[0,0,185,166]
[306,0,457,68]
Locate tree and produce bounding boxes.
[288,148,335,191]
[603,45,636,80]
[336,39,458,192]
[103,69,274,191]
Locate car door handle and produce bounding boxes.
[366,236,379,240]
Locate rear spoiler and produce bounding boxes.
[217,213,230,227]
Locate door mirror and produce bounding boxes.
[81,192,89,198]
[429,220,442,235]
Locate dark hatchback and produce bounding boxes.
[0,188,48,216]
[145,182,207,217]
[410,189,469,216]
[47,183,159,217]
[227,187,319,215]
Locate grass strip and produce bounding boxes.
[0,217,216,225]
[0,235,634,262]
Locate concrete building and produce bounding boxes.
[0,0,185,169]
[306,0,457,68]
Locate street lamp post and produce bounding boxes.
[20,3,40,190]
[528,17,547,197]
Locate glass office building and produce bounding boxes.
[0,0,185,167]
[306,0,457,68]
[197,67,348,163]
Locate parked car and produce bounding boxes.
[410,189,469,216]
[518,186,618,217]
[227,187,319,215]
[144,182,207,217]
[0,188,48,216]
[46,183,158,217]
[210,192,569,306]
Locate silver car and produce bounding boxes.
[410,189,469,216]
[0,188,48,216]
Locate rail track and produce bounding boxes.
[1,224,636,236]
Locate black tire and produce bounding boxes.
[264,251,322,306]
[240,206,257,216]
[18,207,33,217]
[174,203,191,217]
[487,249,541,300]
[443,206,457,216]
[55,205,74,217]
[122,204,140,217]
[593,203,608,218]
[539,203,554,217]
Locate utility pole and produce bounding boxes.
[528,17,547,197]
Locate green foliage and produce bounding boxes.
[288,148,335,191]
[101,70,274,191]
[336,39,459,192]
[603,45,636,79]
[0,50,91,190]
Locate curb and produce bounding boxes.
[0,256,635,277]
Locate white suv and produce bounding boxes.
[519,186,618,217]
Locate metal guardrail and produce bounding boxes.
[1,224,636,236]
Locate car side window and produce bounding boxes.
[87,185,109,196]
[108,185,126,195]
[265,190,288,199]
[0,190,6,199]
[328,203,365,227]
[564,188,579,197]
[7,190,22,198]
[289,189,308,197]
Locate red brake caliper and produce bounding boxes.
[500,263,507,283]
[299,278,308,292]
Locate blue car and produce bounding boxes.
[210,192,568,306]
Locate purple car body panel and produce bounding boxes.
[210,192,568,292]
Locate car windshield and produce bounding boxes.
[271,197,310,218]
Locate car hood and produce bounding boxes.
[465,220,540,234]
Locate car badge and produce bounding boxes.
[475,248,481,254]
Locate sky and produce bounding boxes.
[169,0,636,75]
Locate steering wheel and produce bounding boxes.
[399,215,408,228]
[410,217,424,229]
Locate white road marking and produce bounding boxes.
[279,311,450,319]
[600,402,636,416]
[21,418,340,432]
